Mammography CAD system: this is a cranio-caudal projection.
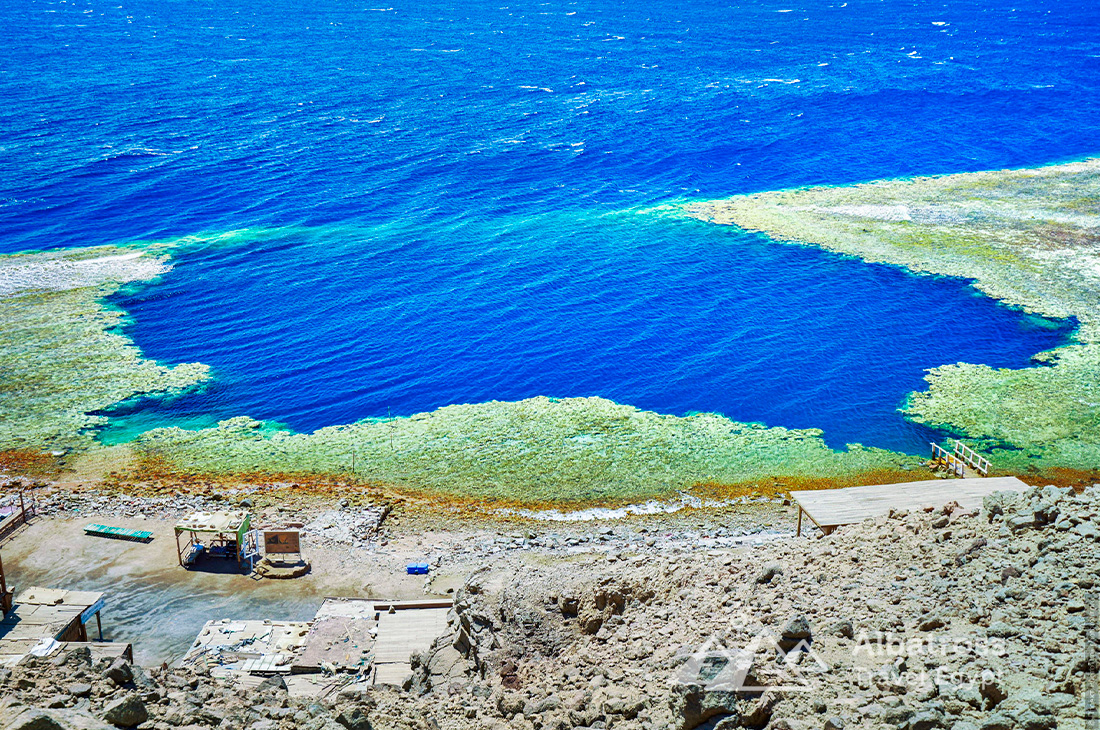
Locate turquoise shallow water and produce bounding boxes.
[2,0,1096,455]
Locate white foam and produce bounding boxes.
[496,493,765,522]
[825,204,913,221]
[0,250,169,296]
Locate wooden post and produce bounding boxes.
[796,507,803,537]
[96,612,103,641]
[18,492,26,525]
[0,551,8,615]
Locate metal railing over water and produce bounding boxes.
[929,439,991,478]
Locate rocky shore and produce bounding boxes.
[2,482,1096,730]
[7,478,795,562]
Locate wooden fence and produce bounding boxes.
[0,490,37,545]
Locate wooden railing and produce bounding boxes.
[929,442,966,477]
[930,441,992,478]
[952,439,991,477]
[0,490,35,616]
[0,490,37,545]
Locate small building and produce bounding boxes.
[0,586,123,666]
[175,511,256,569]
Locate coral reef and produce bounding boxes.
[134,397,919,504]
[686,158,1100,466]
[0,246,209,451]
[1,235,928,503]
[684,158,1100,339]
[905,345,1100,469]
[11,156,1100,502]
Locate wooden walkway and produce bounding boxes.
[293,616,374,673]
[371,607,450,686]
[791,476,1030,536]
[0,490,38,546]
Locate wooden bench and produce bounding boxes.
[83,524,154,542]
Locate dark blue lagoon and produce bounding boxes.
[103,214,1072,453]
[2,0,1096,454]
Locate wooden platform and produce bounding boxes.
[0,587,106,646]
[292,615,374,673]
[791,476,1030,536]
[84,524,154,542]
[371,606,450,686]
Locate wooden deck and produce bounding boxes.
[371,607,450,686]
[791,476,1030,536]
[292,615,374,673]
[0,587,106,645]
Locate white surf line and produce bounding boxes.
[494,492,781,522]
[0,250,168,296]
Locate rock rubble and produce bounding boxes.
[2,484,1097,730]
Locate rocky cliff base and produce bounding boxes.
[2,484,1097,730]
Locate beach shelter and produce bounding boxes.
[174,511,253,568]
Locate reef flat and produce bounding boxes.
[0,233,931,504]
[0,247,209,451]
[686,158,1100,469]
[11,159,1099,504]
[134,397,918,504]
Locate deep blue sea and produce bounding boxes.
[3,0,1098,454]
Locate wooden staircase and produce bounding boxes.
[930,439,991,478]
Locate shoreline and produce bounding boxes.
[2,158,1099,503]
[0,482,798,665]
[6,424,1100,519]
[3,477,1096,730]
[0,238,929,504]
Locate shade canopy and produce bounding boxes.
[175,511,250,535]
